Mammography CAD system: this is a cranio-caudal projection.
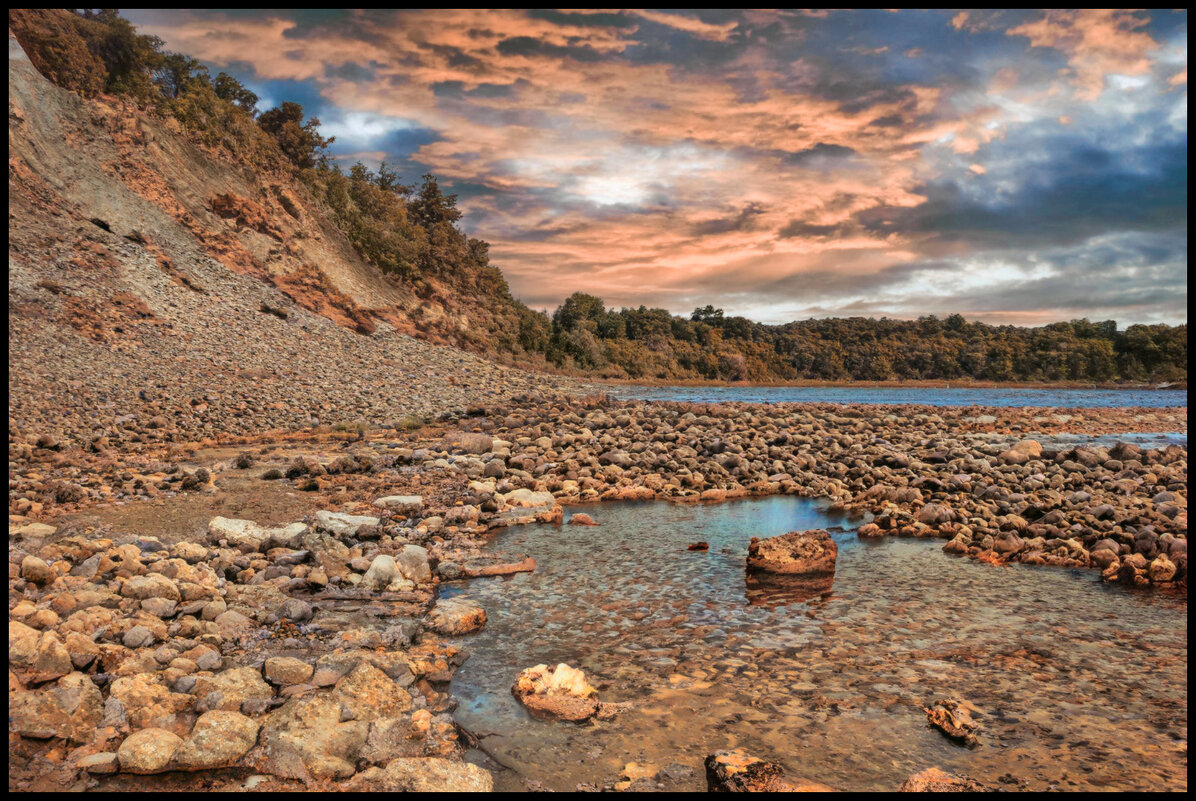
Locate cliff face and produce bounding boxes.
[8,34,572,449]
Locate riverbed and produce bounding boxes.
[444,496,1188,792]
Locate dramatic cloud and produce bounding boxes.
[126,9,1188,326]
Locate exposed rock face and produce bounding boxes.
[898,767,992,792]
[746,529,837,576]
[704,750,834,792]
[424,597,487,635]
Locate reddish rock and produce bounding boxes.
[746,530,837,576]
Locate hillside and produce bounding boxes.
[8,29,577,451]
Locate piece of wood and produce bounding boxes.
[461,556,536,578]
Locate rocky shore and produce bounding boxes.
[7,395,1187,791]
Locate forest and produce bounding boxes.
[10,9,1188,384]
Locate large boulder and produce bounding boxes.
[260,695,368,780]
[746,530,837,576]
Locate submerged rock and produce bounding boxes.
[924,698,982,748]
[704,750,834,792]
[898,767,992,792]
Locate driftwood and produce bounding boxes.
[461,557,537,578]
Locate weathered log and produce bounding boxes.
[461,557,537,578]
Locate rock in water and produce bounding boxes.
[424,597,487,635]
[898,767,992,791]
[924,698,982,748]
[704,750,834,792]
[746,529,837,576]
[512,663,602,722]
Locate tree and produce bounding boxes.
[691,305,724,324]
[257,102,334,169]
[213,72,259,114]
[408,174,462,228]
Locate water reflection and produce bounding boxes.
[443,496,1187,792]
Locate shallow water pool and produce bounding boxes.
[444,496,1187,791]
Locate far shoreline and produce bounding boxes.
[583,377,1187,391]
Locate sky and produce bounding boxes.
[125,9,1188,327]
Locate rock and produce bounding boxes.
[704,750,833,792]
[264,657,314,686]
[512,663,600,722]
[213,610,256,639]
[568,513,598,526]
[453,432,494,454]
[688,541,710,551]
[332,662,412,721]
[78,752,119,774]
[395,544,432,583]
[10,621,67,681]
[374,495,423,514]
[260,694,368,780]
[174,710,260,770]
[424,598,487,635]
[361,554,401,590]
[123,625,157,649]
[1148,553,1177,583]
[9,671,103,742]
[1000,440,1043,465]
[21,555,55,585]
[916,503,954,525]
[746,530,837,576]
[193,666,273,712]
[345,757,493,792]
[898,767,991,791]
[118,727,184,774]
[924,699,981,748]
[276,598,314,622]
[315,510,381,539]
[208,517,271,552]
[121,574,181,601]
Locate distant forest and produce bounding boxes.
[11,9,1188,384]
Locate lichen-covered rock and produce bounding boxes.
[264,657,313,686]
[192,666,273,712]
[118,727,183,774]
[173,710,260,770]
[260,694,368,780]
